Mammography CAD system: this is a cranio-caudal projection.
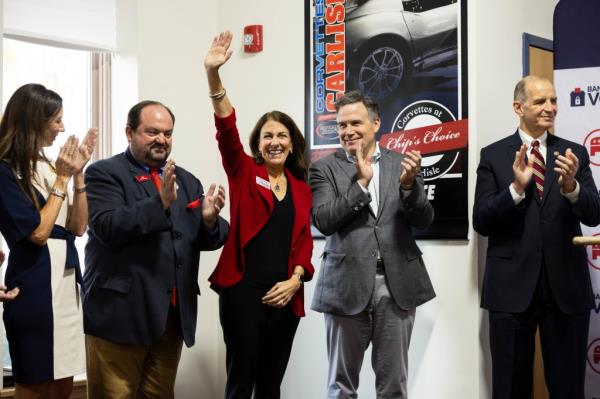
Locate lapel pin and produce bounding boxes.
[135,175,150,182]
[187,198,202,210]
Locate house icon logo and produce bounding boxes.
[571,87,586,107]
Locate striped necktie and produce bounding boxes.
[531,140,545,199]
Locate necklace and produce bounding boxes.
[272,173,285,192]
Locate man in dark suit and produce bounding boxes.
[474,76,600,398]
[310,91,435,398]
[83,100,229,398]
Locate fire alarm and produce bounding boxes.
[243,25,263,53]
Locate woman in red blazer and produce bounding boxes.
[205,31,314,399]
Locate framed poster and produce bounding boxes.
[305,0,469,239]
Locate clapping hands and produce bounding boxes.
[55,129,98,178]
[554,148,578,193]
[400,150,422,189]
[512,144,534,195]
[159,159,178,210]
[355,142,373,188]
[72,128,99,174]
[202,184,226,230]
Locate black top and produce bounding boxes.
[242,187,295,290]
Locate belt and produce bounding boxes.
[50,225,83,286]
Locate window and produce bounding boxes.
[3,38,92,159]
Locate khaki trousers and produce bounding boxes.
[85,307,183,399]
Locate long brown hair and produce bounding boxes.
[248,111,308,182]
[0,84,63,208]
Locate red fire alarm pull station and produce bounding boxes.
[243,25,263,52]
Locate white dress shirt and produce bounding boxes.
[509,129,579,204]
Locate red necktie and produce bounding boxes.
[150,167,177,307]
[531,140,545,199]
[150,167,162,191]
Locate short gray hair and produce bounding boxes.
[514,75,552,102]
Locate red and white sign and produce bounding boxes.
[380,119,468,155]
[556,65,600,396]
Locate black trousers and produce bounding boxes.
[489,266,590,399]
[219,283,300,399]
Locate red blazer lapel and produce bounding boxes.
[287,170,310,248]
[255,166,274,210]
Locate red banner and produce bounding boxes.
[380,119,468,155]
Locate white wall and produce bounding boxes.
[111,0,138,155]
[3,0,116,50]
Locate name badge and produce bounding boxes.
[256,176,271,189]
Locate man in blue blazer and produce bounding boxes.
[474,76,600,399]
[83,100,229,398]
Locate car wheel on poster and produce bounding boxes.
[353,37,412,100]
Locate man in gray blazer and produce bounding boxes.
[310,91,435,399]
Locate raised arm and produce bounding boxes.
[204,30,253,179]
[29,136,79,245]
[205,31,234,118]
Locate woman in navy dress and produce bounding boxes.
[0,84,97,398]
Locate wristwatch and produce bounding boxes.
[292,271,304,285]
